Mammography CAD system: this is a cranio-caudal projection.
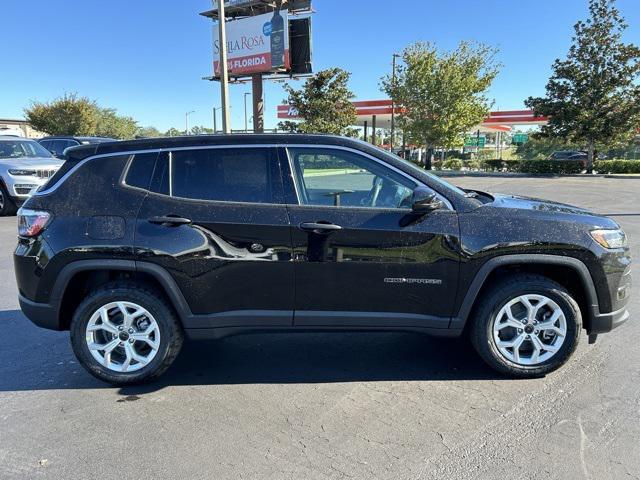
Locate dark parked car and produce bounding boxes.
[14,135,631,385]
[38,136,116,158]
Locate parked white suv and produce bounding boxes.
[0,136,63,216]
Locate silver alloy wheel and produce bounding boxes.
[85,301,161,373]
[0,188,5,210]
[492,294,567,366]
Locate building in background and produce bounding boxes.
[0,118,45,138]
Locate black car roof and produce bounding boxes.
[65,134,367,162]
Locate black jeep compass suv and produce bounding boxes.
[14,135,632,385]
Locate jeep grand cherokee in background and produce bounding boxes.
[0,136,63,216]
[14,135,632,385]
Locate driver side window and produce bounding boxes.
[289,147,417,209]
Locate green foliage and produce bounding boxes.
[525,0,640,170]
[24,93,143,139]
[164,128,182,137]
[96,108,138,139]
[441,158,463,170]
[516,160,583,174]
[190,126,214,135]
[515,137,582,160]
[279,68,358,136]
[137,126,163,138]
[594,160,640,173]
[25,93,99,136]
[381,41,500,167]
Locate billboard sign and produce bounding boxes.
[213,10,290,76]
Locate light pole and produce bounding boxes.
[212,107,221,133]
[185,110,195,135]
[243,92,251,133]
[217,0,231,133]
[390,53,400,152]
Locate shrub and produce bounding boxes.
[517,160,583,174]
[441,158,463,170]
[594,160,640,174]
[481,159,519,172]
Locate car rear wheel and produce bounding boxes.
[470,274,581,378]
[0,183,17,216]
[70,282,183,385]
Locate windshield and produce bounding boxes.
[368,143,469,197]
[0,139,53,159]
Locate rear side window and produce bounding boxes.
[124,152,159,190]
[150,148,282,204]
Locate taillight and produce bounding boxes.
[17,208,51,237]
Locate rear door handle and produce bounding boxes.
[148,215,192,226]
[298,222,343,234]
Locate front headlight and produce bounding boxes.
[8,169,36,176]
[590,229,628,249]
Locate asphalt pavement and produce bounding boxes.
[0,176,638,480]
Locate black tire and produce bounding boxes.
[470,274,581,378]
[70,282,184,385]
[0,182,17,216]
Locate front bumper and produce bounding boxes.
[589,306,630,334]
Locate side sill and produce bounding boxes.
[294,311,450,329]
[185,326,463,341]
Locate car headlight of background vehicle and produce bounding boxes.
[8,169,37,176]
[590,229,628,249]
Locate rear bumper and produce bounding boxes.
[18,294,62,331]
[588,306,630,334]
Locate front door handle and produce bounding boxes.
[298,222,343,234]
[148,215,192,226]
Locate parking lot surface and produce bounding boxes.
[1,176,638,480]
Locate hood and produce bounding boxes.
[492,193,593,215]
[489,193,619,228]
[0,157,64,169]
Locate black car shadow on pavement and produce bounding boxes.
[0,309,503,395]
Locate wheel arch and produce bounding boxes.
[451,254,598,332]
[53,260,192,330]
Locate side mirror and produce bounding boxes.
[411,186,443,214]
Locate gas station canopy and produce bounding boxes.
[277,99,549,132]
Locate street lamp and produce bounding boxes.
[212,107,222,133]
[390,53,401,152]
[243,92,251,133]
[185,110,195,135]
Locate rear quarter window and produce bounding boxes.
[124,152,159,190]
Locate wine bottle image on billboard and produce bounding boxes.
[270,9,285,69]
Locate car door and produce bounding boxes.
[134,146,294,329]
[281,145,461,330]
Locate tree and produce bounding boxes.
[96,108,139,139]
[165,128,182,137]
[136,126,163,138]
[381,42,499,169]
[525,0,640,171]
[25,93,143,139]
[190,126,214,135]
[25,93,99,136]
[278,68,358,136]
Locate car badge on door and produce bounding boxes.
[384,277,443,285]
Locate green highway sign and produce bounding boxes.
[512,133,529,144]
[464,136,486,147]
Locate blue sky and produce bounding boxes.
[2,0,639,132]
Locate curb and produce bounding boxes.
[432,171,640,179]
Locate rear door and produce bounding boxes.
[134,146,294,329]
[281,146,461,330]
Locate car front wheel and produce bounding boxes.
[70,282,184,385]
[0,183,17,216]
[470,274,581,378]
